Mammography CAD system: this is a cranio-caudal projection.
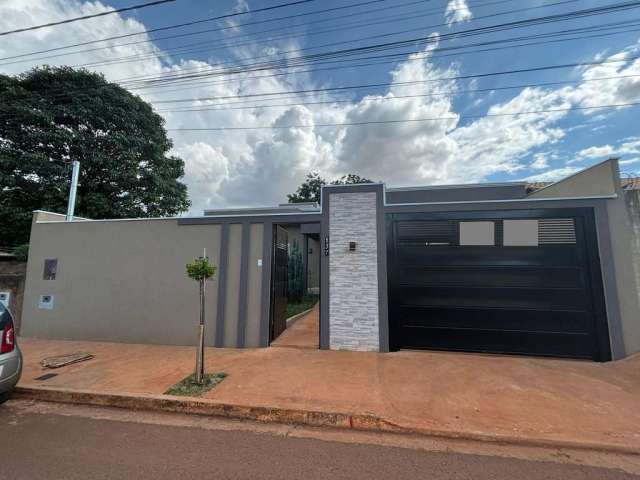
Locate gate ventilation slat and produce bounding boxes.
[397,220,457,246]
[538,219,576,245]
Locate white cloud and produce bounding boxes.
[2,0,640,215]
[530,153,550,170]
[444,0,473,26]
[577,138,640,160]
[525,167,581,182]
[620,157,640,166]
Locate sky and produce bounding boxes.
[1,0,640,215]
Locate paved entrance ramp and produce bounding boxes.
[270,304,319,349]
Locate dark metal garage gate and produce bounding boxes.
[386,208,610,361]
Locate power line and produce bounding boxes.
[0,0,177,37]
[0,0,317,60]
[130,18,640,95]
[155,74,640,113]
[67,0,576,73]
[116,1,640,88]
[166,101,640,131]
[1,16,638,110]
[0,0,411,64]
[1,18,638,114]
[148,55,640,104]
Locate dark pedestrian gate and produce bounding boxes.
[270,226,288,342]
[387,208,610,360]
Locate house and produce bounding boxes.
[20,159,640,361]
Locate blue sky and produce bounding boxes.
[1,0,640,213]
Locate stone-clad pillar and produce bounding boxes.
[320,183,388,352]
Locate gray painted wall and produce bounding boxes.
[528,160,618,199]
[22,212,265,348]
[386,183,527,204]
[624,189,640,315]
[307,237,320,291]
[608,187,640,356]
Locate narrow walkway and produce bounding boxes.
[270,303,319,349]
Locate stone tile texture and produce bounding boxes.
[328,191,380,351]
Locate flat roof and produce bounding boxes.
[386,181,528,192]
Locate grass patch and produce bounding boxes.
[286,294,319,319]
[164,373,227,397]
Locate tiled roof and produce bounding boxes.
[526,177,640,193]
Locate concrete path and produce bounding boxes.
[15,333,640,453]
[271,304,319,349]
[2,400,637,479]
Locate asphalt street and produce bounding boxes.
[0,400,637,480]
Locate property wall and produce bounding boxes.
[607,188,640,356]
[528,160,618,199]
[22,213,265,347]
[624,189,640,312]
[529,159,640,357]
[244,223,264,347]
[326,187,383,351]
[307,237,320,292]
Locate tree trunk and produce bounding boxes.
[195,278,205,384]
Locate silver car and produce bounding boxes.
[0,302,21,403]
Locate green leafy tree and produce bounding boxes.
[287,172,326,203]
[287,172,374,204]
[12,244,28,262]
[0,66,190,247]
[287,239,304,303]
[186,254,217,384]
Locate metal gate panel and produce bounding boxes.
[386,208,610,360]
[270,226,288,342]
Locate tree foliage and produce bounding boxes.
[12,244,29,262]
[287,172,374,203]
[287,239,304,302]
[0,66,190,246]
[186,257,217,282]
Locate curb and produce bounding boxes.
[13,386,640,456]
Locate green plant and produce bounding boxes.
[186,257,216,282]
[286,294,319,319]
[165,373,227,397]
[186,254,217,384]
[288,239,304,302]
[13,244,28,262]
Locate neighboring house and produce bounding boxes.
[0,252,26,333]
[20,159,640,362]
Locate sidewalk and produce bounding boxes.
[14,309,640,454]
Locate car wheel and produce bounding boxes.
[0,391,11,404]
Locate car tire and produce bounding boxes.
[0,391,11,404]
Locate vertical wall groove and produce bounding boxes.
[215,223,229,347]
[236,222,251,348]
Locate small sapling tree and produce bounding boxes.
[186,251,216,384]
